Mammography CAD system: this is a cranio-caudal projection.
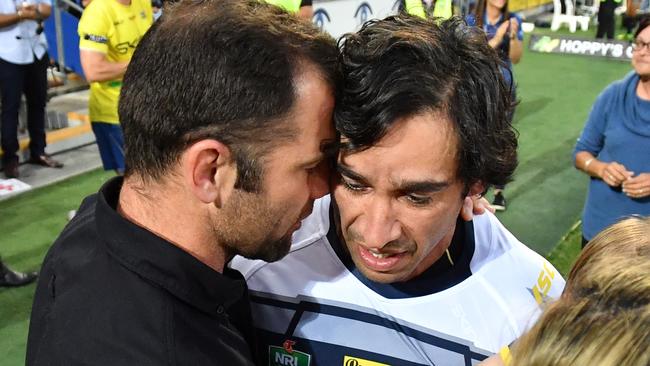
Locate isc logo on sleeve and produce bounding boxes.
[343,356,389,366]
[532,262,556,305]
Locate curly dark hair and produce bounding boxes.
[335,15,518,189]
[119,0,338,191]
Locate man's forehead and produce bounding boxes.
[338,113,457,155]
[337,113,459,183]
[338,109,455,143]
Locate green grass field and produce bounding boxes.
[0,25,633,365]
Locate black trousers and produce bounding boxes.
[0,54,49,165]
[596,6,616,40]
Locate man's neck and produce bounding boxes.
[117,176,228,273]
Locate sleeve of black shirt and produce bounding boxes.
[25,248,56,365]
[300,0,312,6]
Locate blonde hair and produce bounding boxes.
[510,216,650,366]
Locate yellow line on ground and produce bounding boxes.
[0,114,92,158]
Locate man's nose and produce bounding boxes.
[358,197,401,249]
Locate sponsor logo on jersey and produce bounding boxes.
[343,356,389,366]
[140,11,146,18]
[269,341,311,366]
[530,262,556,305]
[84,34,108,44]
[115,38,141,54]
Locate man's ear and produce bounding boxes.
[181,140,237,207]
[460,181,491,222]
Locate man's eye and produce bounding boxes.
[405,194,431,206]
[341,178,366,192]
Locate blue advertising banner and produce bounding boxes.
[44,6,83,76]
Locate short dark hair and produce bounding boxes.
[119,0,338,191]
[335,15,518,188]
[635,16,650,38]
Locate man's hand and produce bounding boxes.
[598,161,633,187]
[460,195,495,221]
[622,173,650,199]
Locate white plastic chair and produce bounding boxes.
[551,0,591,32]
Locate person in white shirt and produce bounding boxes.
[0,0,62,179]
[231,15,565,366]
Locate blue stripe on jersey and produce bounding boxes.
[256,328,430,366]
[251,293,489,365]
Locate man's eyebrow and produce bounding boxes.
[336,163,367,183]
[396,180,450,193]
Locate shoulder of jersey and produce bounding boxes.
[472,211,566,295]
[229,195,332,279]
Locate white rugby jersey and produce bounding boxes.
[231,195,564,366]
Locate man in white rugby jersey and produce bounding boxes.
[232,15,564,366]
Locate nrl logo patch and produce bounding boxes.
[269,340,311,366]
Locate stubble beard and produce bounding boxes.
[215,190,294,263]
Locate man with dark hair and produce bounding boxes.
[232,15,564,365]
[26,1,338,364]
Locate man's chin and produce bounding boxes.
[354,264,406,284]
[241,236,292,263]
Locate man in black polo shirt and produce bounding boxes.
[26,1,338,364]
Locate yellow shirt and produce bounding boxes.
[78,0,152,124]
[404,0,426,18]
[265,0,302,13]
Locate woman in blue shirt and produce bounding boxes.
[574,18,650,247]
[468,0,523,211]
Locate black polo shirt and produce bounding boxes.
[26,177,256,365]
